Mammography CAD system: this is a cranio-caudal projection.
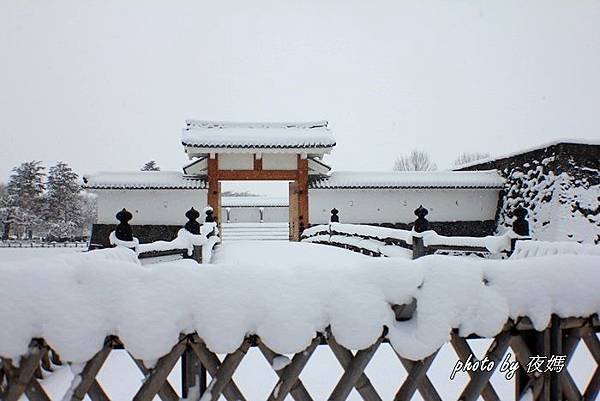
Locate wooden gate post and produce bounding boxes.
[207,155,220,223]
[289,181,299,241]
[297,156,309,238]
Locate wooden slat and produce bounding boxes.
[396,356,443,401]
[328,336,383,401]
[393,352,437,401]
[583,331,600,362]
[450,335,500,401]
[266,336,319,401]
[132,341,186,401]
[328,337,382,401]
[129,354,180,401]
[189,341,247,401]
[457,332,511,401]
[70,344,112,400]
[584,366,599,401]
[4,346,44,401]
[87,380,111,401]
[582,329,600,401]
[559,328,583,401]
[258,342,314,401]
[204,340,251,401]
[24,378,52,401]
[510,335,545,401]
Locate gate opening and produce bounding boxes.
[219,181,291,241]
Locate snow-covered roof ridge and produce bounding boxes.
[186,120,329,129]
[454,138,600,170]
[82,171,207,190]
[182,119,336,150]
[310,170,505,189]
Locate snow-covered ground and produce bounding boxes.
[1,244,598,400]
[0,246,84,262]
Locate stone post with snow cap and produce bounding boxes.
[510,206,531,255]
[412,205,429,259]
[115,208,133,241]
[330,208,340,223]
[109,208,139,251]
[184,207,202,263]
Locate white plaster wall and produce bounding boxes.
[309,189,500,224]
[218,154,254,170]
[95,189,208,225]
[262,154,297,170]
[222,206,288,223]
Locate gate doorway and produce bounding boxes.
[205,154,310,241]
[220,181,290,241]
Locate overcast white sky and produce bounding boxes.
[1,0,599,190]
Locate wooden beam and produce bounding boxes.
[207,156,219,222]
[217,170,298,181]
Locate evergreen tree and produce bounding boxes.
[141,160,160,171]
[3,161,46,239]
[45,162,83,238]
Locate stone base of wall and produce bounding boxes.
[367,220,497,237]
[89,224,183,249]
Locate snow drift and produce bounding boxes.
[0,242,598,364]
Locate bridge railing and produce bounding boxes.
[106,206,220,264]
[1,316,597,401]
[302,205,531,259]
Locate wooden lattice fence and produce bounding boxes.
[1,316,598,401]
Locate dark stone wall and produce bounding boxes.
[458,142,600,243]
[366,220,497,237]
[89,224,183,249]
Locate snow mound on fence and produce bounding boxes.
[0,242,598,364]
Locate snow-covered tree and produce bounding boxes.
[393,150,437,171]
[44,162,83,238]
[141,160,160,171]
[80,191,98,235]
[453,152,490,167]
[3,161,46,239]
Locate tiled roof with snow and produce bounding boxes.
[310,170,504,189]
[181,120,336,149]
[222,196,288,207]
[82,171,207,190]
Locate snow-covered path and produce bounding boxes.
[212,240,370,266]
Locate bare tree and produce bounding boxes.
[393,150,437,171]
[453,152,490,167]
